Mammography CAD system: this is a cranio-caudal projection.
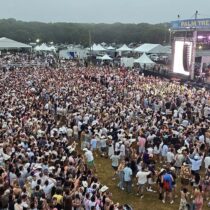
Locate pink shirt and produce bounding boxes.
[138,137,146,147]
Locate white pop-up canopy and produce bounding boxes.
[90,44,106,52]
[100,54,112,60]
[134,53,155,65]
[116,44,132,52]
[35,43,56,52]
[107,46,115,50]
[134,43,161,53]
[149,45,172,54]
[0,37,32,50]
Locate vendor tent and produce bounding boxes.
[116,44,132,52]
[134,43,160,53]
[49,46,56,52]
[100,54,112,60]
[149,45,171,54]
[90,44,106,52]
[0,37,32,50]
[107,46,115,50]
[34,43,54,51]
[134,53,155,67]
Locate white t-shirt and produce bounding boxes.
[73,125,78,134]
[167,151,175,163]
[120,144,125,156]
[85,150,94,162]
[43,183,55,197]
[204,156,210,169]
[110,155,120,167]
[67,128,73,137]
[147,147,154,155]
[136,171,151,185]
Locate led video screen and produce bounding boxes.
[173,40,193,75]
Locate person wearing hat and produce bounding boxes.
[188,154,204,175]
[161,170,174,204]
[100,185,109,193]
[169,167,177,200]
[157,162,165,188]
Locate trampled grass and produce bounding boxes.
[95,157,209,210]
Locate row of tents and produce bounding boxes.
[34,44,56,52]
[90,43,171,54]
[97,53,155,67]
[0,37,170,55]
[0,37,56,52]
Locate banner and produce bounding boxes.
[171,18,210,30]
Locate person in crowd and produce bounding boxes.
[123,163,132,193]
[162,170,174,204]
[136,166,151,198]
[179,188,189,210]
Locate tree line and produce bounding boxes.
[0,19,170,46]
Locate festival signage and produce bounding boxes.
[171,18,210,30]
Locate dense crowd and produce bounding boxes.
[0,52,57,71]
[0,59,210,210]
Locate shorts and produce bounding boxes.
[139,147,145,153]
[163,187,172,192]
[191,170,199,175]
[87,160,94,167]
[138,183,146,188]
[112,166,118,171]
[181,178,190,186]
[101,147,107,153]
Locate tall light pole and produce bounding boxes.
[169,28,172,45]
[190,11,198,80]
[89,30,92,57]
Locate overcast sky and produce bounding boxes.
[0,0,209,24]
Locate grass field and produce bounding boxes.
[95,157,209,210]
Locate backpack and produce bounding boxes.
[163,174,171,191]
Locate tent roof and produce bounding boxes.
[134,43,160,53]
[116,44,132,52]
[0,37,31,50]
[101,54,112,60]
[90,44,106,51]
[107,46,115,50]
[149,45,171,54]
[35,43,55,51]
[134,53,155,64]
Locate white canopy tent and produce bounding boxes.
[116,44,132,52]
[121,57,135,68]
[149,45,172,54]
[134,43,161,53]
[100,54,112,60]
[0,37,32,50]
[134,53,155,68]
[49,46,56,52]
[35,43,56,52]
[107,46,115,50]
[90,44,106,52]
